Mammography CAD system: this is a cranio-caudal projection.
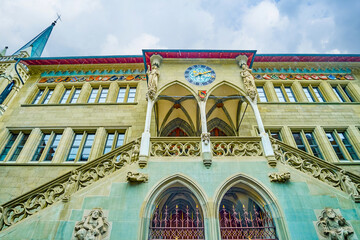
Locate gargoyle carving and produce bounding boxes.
[127,171,148,183]
[269,172,290,183]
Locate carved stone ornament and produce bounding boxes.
[146,88,156,101]
[127,171,148,183]
[340,170,360,202]
[130,139,140,162]
[239,63,257,101]
[62,170,81,202]
[146,64,159,93]
[269,172,291,183]
[201,132,211,145]
[316,208,354,240]
[74,208,110,240]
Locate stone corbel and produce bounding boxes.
[340,170,360,203]
[127,171,148,183]
[269,172,290,183]
[73,208,110,240]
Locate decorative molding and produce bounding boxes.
[269,172,290,183]
[315,208,355,240]
[0,140,140,232]
[74,208,110,240]
[38,75,146,84]
[201,132,210,145]
[211,138,263,157]
[127,172,148,183]
[271,138,360,202]
[40,69,146,77]
[253,67,352,74]
[150,138,201,157]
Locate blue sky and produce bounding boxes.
[1,0,359,57]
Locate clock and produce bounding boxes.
[184,65,216,86]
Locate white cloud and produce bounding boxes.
[100,33,166,55]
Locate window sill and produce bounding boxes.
[21,102,138,107]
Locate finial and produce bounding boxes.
[52,13,62,26]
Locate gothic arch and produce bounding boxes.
[207,117,235,136]
[160,117,195,136]
[207,80,247,98]
[156,80,197,101]
[138,174,210,240]
[213,173,290,240]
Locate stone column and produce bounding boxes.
[236,55,276,167]
[53,127,74,163]
[281,126,296,148]
[199,99,212,168]
[139,54,162,168]
[314,126,337,163]
[77,82,91,103]
[17,128,42,163]
[292,81,307,102]
[319,81,339,102]
[263,81,277,102]
[107,82,119,103]
[89,127,107,160]
[347,126,360,154]
[48,83,64,104]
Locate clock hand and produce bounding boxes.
[195,71,212,77]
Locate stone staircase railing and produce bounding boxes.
[150,137,263,157]
[211,137,263,157]
[271,137,360,202]
[0,139,140,232]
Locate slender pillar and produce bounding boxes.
[236,54,276,167]
[199,100,212,168]
[52,127,74,163]
[139,99,154,168]
[138,54,162,168]
[248,99,276,166]
[17,128,42,163]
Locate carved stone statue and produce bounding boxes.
[239,63,257,101]
[63,170,81,202]
[269,172,290,183]
[201,132,210,145]
[74,208,109,240]
[127,171,148,183]
[131,139,140,162]
[316,208,354,240]
[340,170,360,202]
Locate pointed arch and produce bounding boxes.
[207,118,235,136]
[160,117,195,136]
[138,174,210,240]
[207,80,247,98]
[213,173,290,240]
[156,80,198,101]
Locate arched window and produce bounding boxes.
[219,187,278,240]
[168,127,188,137]
[149,186,205,240]
[210,127,227,136]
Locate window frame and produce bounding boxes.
[291,129,323,159]
[331,84,357,103]
[274,84,297,102]
[116,84,137,103]
[31,131,63,163]
[256,86,268,102]
[326,129,360,162]
[103,131,126,154]
[87,85,110,103]
[66,131,96,163]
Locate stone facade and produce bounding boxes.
[0,49,359,239]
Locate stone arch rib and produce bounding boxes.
[160,117,195,136]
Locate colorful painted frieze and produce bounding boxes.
[38,75,146,83]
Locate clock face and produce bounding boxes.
[184,65,216,86]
